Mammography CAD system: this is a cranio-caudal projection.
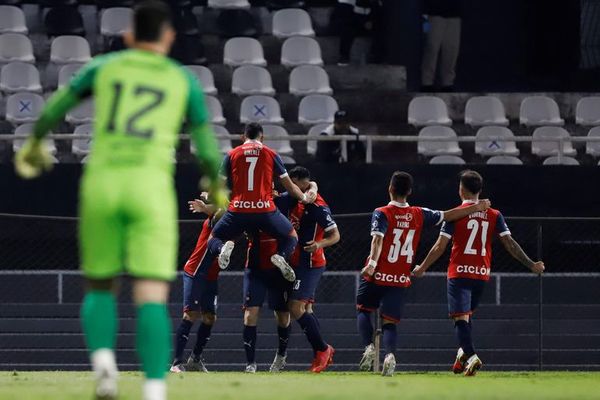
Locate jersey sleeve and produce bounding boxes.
[439,220,454,238]
[313,205,337,232]
[273,153,288,178]
[370,210,388,237]
[495,213,511,237]
[274,192,292,215]
[421,207,444,227]
[183,69,209,126]
[220,153,232,187]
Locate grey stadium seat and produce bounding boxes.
[298,95,338,125]
[486,155,523,165]
[576,97,600,126]
[543,156,580,166]
[207,0,250,9]
[58,64,83,88]
[100,7,132,37]
[272,8,315,39]
[281,37,323,68]
[0,33,34,63]
[66,99,94,125]
[184,65,217,96]
[408,96,452,127]
[586,126,600,157]
[0,5,28,34]
[72,124,93,156]
[50,36,91,64]
[14,123,57,154]
[475,126,519,156]
[223,37,266,67]
[417,126,462,156]
[289,65,332,96]
[306,123,330,155]
[240,95,284,125]
[191,125,233,154]
[205,96,227,125]
[231,65,275,96]
[0,62,42,93]
[5,92,45,124]
[280,155,296,164]
[262,125,293,155]
[429,155,466,165]
[520,96,564,126]
[531,126,576,157]
[464,96,509,127]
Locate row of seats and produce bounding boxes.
[429,155,587,166]
[408,95,600,128]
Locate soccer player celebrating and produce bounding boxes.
[357,171,491,377]
[413,170,545,376]
[14,2,227,399]
[171,195,234,373]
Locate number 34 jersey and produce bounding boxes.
[367,201,444,288]
[440,201,511,281]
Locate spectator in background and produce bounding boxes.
[333,0,383,66]
[316,111,365,164]
[421,0,462,92]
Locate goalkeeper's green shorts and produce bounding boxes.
[79,168,178,282]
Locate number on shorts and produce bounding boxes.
[464,219,489,256]
[387,229,415,263]
[246,156,258,191]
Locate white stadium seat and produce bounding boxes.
[429,155,466,165]
[191,125,233,154]
[475,126,519,156]
[531,127,576,157]
[586,126,600,157]
[464,96,509,127]
[262,125,293,155]
[58,64,83,88]
[223,37,267,67]
[520,96,564,126]
[50,36,91,64]
[207,0,250,9]
[0,62,42,93]
[280,155,297,164]
[272,8,315,39]
[408,96,452,127]
[231,66,275,96]
[14,123,57,154]
[306,123,331,155]
[184,65,218,96]
[240,95,284,125]
[72,124,94,156]
[576,97,600,126]
[0,6,28,34]
[281,37,323,68]
[66,99,94,125]
[486,155,523,165]
[6,92,45,124]
[298,95,338,125]
[417,126,462,156]
[0,33,35,64]
[543,156,580,166]
[100,8,132,37]
[205,96,227,125]
[289,65,332,96]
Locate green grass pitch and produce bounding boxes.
[1,371,599,400]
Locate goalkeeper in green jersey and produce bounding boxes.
[14,1,227,399]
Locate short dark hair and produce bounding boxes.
[133,0,172,42]
[244,123,263,140]
[460,170,483,194]
[289,166,311,181]
[390,171,413,197]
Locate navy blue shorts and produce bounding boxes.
[183,274,218,315]
[211,210,294,248]
[447,278,487,317]
[356,278,406,323]
[291,266,325,303]
[243,268,292,311]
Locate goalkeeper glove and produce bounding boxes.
[14,138,54,179]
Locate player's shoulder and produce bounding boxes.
[488,207,503,218]
[312,193,329,209]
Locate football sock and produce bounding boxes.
[455,320,475,357]
[136,303,171,380]
[382,323,397,355]
[192,323,213,359]
[174,319,193,364]
[277,233,298,260]
[312,313,321,329]
[207,237,224,257]
[297,312,327,352]
[357,311,374,347]
[277,325,291,356]
[81,291,117,353]
[243,325,257,364]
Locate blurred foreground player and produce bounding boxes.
[413,170,545,376]
[357,172,491,377]
[14,1,227,399]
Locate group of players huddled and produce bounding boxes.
[171,123,545,377]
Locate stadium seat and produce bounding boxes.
[429,155,466,165]
[0,33,34,64]
[417,126,462,157]
[205,96,227,125]
[5,92,44,124]
[0,6,27,34]
[57,64,83,88]
[586,126,600,157]
[306,123,330,155]
[44,6,85,37]
[408,96,452,127]
[280,155,297,164]
[272,9,315,39]
[262,125,293,155]
[231,66,275,96]
[72,124,93,156]
[240,95,284,125]
[486,155,523,165]
[531,127,576,157]
[66,99,94,125]
[519,96,564,126]
[576,97,600,126]
[464,96,509,127]
[475,126,520,156]
[207,0,250,9]
[50,36,91,64]
[223,37,267,67]
[281,37,323,68]
[184,65,217,96]
[191,125,233,154]
[0,62,42,93]
[14,123,57,154]
[298,95,338,125]
[289,65,332,96]
[100,8,132,37]
[543,156,580,166]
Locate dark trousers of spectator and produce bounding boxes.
[337,4,369,62]
[421,16,461,88]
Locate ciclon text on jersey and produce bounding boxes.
[374,272,411,284]
[232,200,272,209]
[456,265,491,276]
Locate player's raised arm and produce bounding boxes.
[280,173,311,204]
[442,199,491,222]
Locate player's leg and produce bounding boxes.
[259,211,298,282]
[462,280,486,376]
[356,277,380,371]
[171,274,202,372]
[268,274,292,372]
[207,211,242,270]
[448,278,477,375]
[243,269,267,373]
[186,279,218,371]
[379,287,405,377]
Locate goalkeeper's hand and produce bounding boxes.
[14,138,54,179]
[200,177,229,210]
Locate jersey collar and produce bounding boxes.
[389,201,409,208]
[244,139,262,145]
[462,199,478,205]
